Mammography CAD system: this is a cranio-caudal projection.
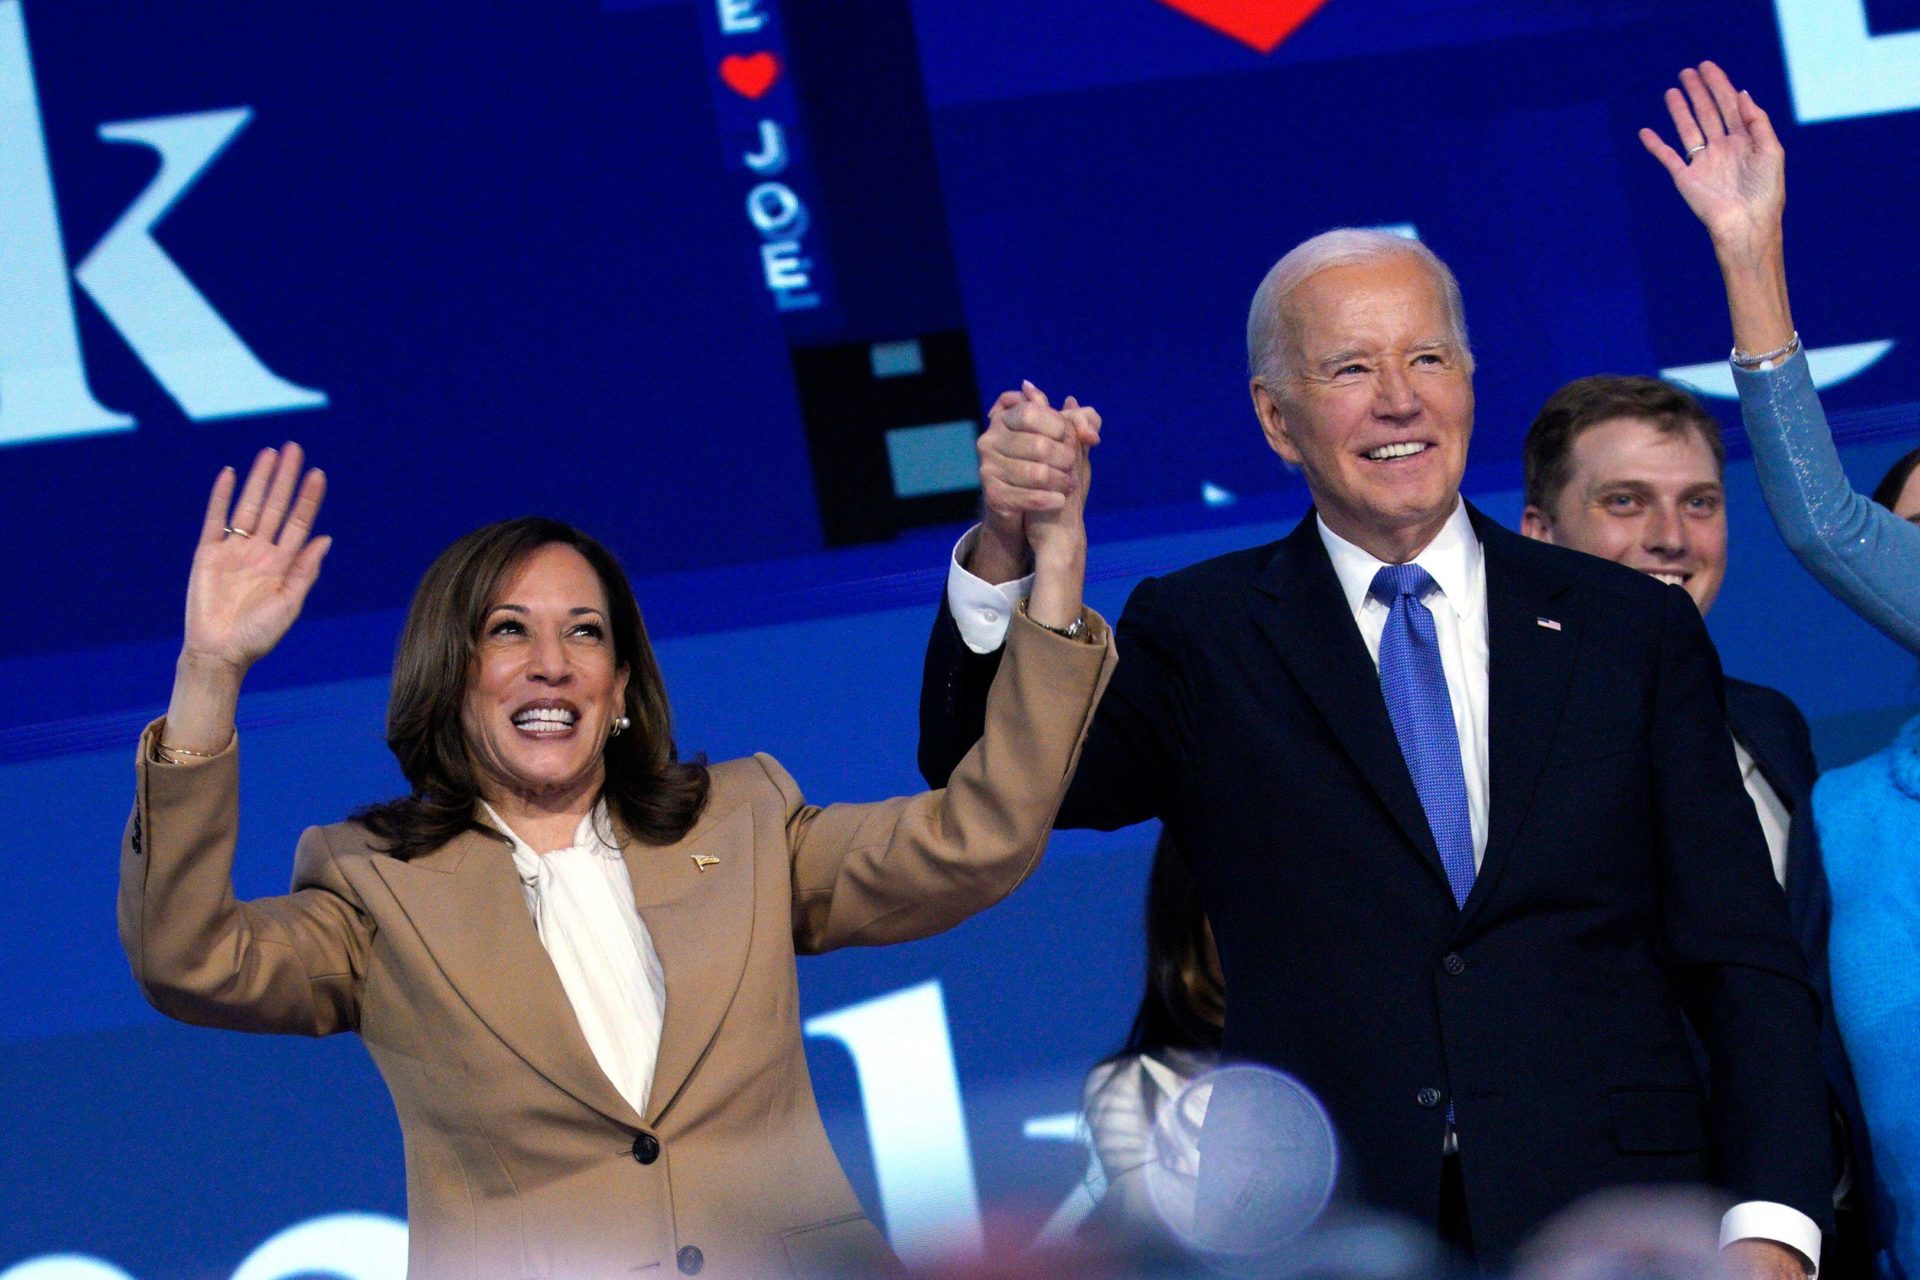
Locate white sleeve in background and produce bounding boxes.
[1720,1201,1822,1276]
[945,525,1034,655]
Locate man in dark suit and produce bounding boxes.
[1519,374,1878,1275]
[920,231,1830,1276]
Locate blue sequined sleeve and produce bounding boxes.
[1734,350,1920,656]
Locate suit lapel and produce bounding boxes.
[627,801,756,1127]
[1250,514,1450,892]
[1473,513,1579,923]
[371,829,645,1130]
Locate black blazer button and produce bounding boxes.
[677,1245,704,1275]
[631,1133,660,1164]
[1417,1087,1443,1108]
[1442,952,1466,976]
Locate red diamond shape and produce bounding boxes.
[1155,0,1333,53]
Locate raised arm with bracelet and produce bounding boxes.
[1642,60,1920,656]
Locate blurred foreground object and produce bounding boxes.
[1514,1187,1737,1280]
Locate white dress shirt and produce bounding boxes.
[948,526,1035,654]
[480,801,666,1120]
[1316,502,1491,869]
[950,503,1494,866]
[944,505,1819,1271]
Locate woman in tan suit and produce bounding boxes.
[121,408,1109,1279]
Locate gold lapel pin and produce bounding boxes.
[691,854,720,872]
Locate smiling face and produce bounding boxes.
[1251,255,1475,562]
[1521,416,1728,614]
[460,542,630,811]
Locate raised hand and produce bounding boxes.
[1640,61,1796,357]
[993,382,1093,631]
[1059,394,1103,476]
[181,443,331,675]
[1639,61,1785,257]
[161,444,331,757]
[1020,384,1096,558]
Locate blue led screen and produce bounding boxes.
[5,0,1920,1275]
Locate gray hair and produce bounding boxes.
[1246,228,1473,385]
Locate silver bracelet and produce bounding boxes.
[1018,598,1086,641]
[1730,331,1801,370]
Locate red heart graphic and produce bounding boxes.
[1155,0,1332,53]
[719,51,781,100]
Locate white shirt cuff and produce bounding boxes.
[946,525,1034,655]
[1720,1201,1822,1275]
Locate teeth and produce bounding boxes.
[1650,573,1686,587]
[512,707,577,729]
[1366,442,1429,460]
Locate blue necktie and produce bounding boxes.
[1370,564,1476,910]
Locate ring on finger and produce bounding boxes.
[1686,143,1707,157]
[223,526,253,538]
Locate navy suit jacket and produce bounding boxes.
[921,506,1831,1265]
[1726,677,1880,1273]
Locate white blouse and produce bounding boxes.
[480,801,666,1119]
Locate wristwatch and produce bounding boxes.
[1019,599,1086,641]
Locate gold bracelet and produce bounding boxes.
[155,738,229,763]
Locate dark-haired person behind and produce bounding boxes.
[1518,373,1878,1276]
[1869,447,1920,527]
[1079,832,1225,1239]
[119,439,1112,1280]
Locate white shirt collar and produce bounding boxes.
[478,799,620,869]
[1316,498,1483,621]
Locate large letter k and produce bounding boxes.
[0,0,325,448]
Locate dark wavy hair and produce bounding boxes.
[1872,444,1920,514]
[1118,831,1226,1061]
[356,518,708,859]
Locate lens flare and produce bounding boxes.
[1146,1064,1341,1261]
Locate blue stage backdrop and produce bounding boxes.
[4,0,1918,1275]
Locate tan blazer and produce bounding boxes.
[119,612,1112,1280]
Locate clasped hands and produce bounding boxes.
[967,381,1102,593]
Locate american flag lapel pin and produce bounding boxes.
[691,854,720,872]
[1536,616,1562,631]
